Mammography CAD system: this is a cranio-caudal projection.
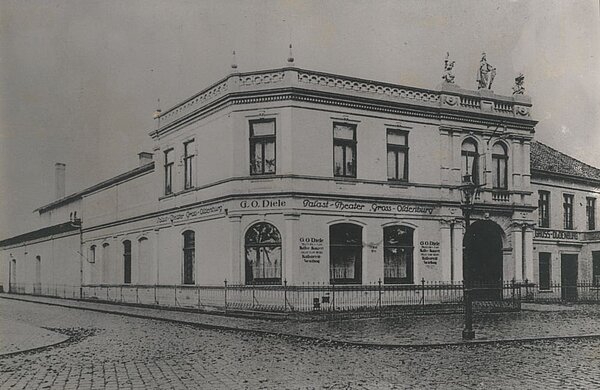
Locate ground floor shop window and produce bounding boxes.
[593,251,600,286]
[245,222,282,285]
[383,226,414,284]
[123,240,132,284]
[539,252,551,290]
[330,223,362,284]
[182,231,195,285]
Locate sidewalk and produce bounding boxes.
[2,293,600,348]
[0,316,69,356]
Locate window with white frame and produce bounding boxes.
[461,139,479,185]
[249,119,276,175]
[563,194,574,230]
[183,140,195,190]
[492,142,508,189]
[164,149,174,195]
[333,123,357,178]
[387,129,408,182]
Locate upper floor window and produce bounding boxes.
[563,194,574,230]
[387,130,408,182]
[164,149,174,195]
[492,143,508,189]
[333,123,356,178]
[249,119,276,175]
[183,140,195,190]
[587,197,596,230]
[538,191,550,228]
[461,139,479,185]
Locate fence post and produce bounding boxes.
[197,285,201,309]
[154,285,158,305]
[462,287,475,340]
[332,281,336,311]
[252,282,256,310]
[283,280,288,312]
[174,285,177,307]
[120,286,123,303]
[378,278,382,317]
[136,286,139,304]
[224,279,228,314]
[421,278,426,312]
[511,279,515,307]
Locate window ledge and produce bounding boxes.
[334,179,358,185]
[537,289,553,293]
[159,193,176,201]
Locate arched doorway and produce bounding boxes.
[463,220,504,285]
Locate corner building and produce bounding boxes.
[2,66,541,290]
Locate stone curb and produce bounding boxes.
[0,333,72,359]
[2,294,600,350]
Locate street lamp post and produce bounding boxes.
[459,175,480,340]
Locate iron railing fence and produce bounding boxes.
[523,280,600,303]
[4,280,527,318]
[11,280,600,318]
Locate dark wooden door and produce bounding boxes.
[561,254,578,301]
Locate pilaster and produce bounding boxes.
[512,223,523,281]
[283,213,300,284]
[440,219,452,282]
[228,215,243,284]
[452,220,464,282]
[523,224,535,282]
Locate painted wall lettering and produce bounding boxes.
[420,240,440,266]
[299,236,324,263]
[157,204,223,223]
[534,229,579,240]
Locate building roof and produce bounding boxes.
[34,162,155,214]
[0,220,81,248]
[531,141,600,183]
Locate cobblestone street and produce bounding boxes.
[1,298,600,389]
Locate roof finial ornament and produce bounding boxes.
[476,52,496,90]
[287,44,295,66]
[231,50,238,72]
[512,73,525,95]
[442,52,455,84]
[153,98,161,119]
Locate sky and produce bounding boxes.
[0,0,599,238]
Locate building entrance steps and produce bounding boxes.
[2,293,600,348]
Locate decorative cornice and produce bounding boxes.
[151,67,537,139]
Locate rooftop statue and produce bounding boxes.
[442,52,456,83]
[512,73,525,95]
[476,52,496,90]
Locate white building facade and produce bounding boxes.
[8,65,594,294]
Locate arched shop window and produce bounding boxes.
[329,223,362,284]
[245,223,282,285]
[182,231,195,285]
[123,240,132,284]
[461,139,479,185]
[383,226,414,284]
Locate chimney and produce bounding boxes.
[138,152,153,166]
[55,163,66,199]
